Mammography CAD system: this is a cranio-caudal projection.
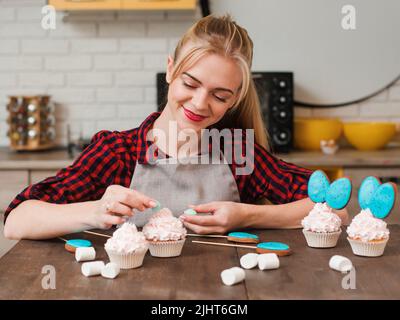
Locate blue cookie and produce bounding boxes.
[358,176,381,210]
[227,232,259,243]
[369,182,396,219]
[65,239,92,253]
[326,177,352,210]
[256,242,292,256]
[308,170,330,203]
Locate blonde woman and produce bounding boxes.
[4,15,348,240]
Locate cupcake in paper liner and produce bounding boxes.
[301,202,342,248]
[347,209,390,257]
[143,208,187,258]
[104,222,149,269]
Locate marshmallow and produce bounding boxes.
[81,261,105,277]
[221,267,245,286]
[75,247,96,262]
[329,255,353,272]
[258,253,280,270]
[240,253,259,269]
[101,262,120,279]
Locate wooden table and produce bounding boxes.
[1,226,399,300]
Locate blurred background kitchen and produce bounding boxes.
[1,0,399,257]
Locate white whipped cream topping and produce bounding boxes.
[347,209,389,242]
[104,222,148,254]
[301,202,342,232]
[143,208,187,241]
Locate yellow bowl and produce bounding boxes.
[294,118,343,150]
[343,122,396,150]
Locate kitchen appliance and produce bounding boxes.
[156,71,294,153]
[6,95,56,151]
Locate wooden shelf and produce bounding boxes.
[48,0,196,10]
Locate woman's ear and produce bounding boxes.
[165,55,174,84]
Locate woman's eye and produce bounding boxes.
[215,96,227,103]
[183,82,195,89]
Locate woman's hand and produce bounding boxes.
[180,201,249,234]
[91,185,156,229]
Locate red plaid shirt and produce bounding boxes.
[4,112,312,222]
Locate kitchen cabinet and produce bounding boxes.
[48,0,196,11]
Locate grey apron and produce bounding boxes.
[127,150,240,227]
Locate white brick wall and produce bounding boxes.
[0,1,399,148]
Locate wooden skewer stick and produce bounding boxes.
[192,240,256,249]
[84,230,111,238]
[187,233,227,238]
[58,237,67,242]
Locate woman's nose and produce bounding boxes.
[192,90,209,110]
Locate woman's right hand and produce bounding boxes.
[91,185,156,229]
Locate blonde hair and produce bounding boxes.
[169,14,270,150]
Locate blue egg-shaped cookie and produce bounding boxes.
[326,177,352,210]
[308,170,330,203]
[227,232,259,244]
[358,176,381,210]
[257,242,289,251]
[369,183,396,219]
[66,239,92,248]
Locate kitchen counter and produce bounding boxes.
[1,226,399,299]
[1,146,400,169]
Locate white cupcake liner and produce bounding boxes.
[105,247,148,269]
[302,229,342,248]
[347,237,389,257]
[148,238,186,258]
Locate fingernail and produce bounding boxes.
[149,200,157,207]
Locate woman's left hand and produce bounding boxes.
[180,201,249,234]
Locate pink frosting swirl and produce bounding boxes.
[104,223,148,254]
[143,208,187,241]
[301,202,342,232]
[347,209,389,242]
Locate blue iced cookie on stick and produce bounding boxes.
[358,176,381,210]
[64,239,92,253]
[256,242,292,256]
[308,170,330,203]
[227,232,259,244]
[368,182,397,219]
[326,177,352,210]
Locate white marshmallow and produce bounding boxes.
[101,263,120,279]
[81,261,105,277]
[240,253,259,269]
[258,253,280,270]
[329,255,353,272]
[75,247,96,262]
[221,267,245,286]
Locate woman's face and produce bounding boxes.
[165,49,242,132]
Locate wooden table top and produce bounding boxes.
[1,226,399,300]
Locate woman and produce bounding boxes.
[4,15,348,240]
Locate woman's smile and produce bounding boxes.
[182,106,208,122]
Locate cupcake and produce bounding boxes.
[142,208,187,257]
[301,202,342,248]
[104,223,149,269]
[347,208,390,257]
